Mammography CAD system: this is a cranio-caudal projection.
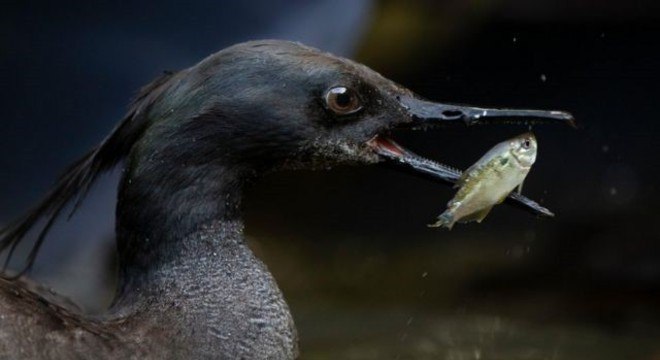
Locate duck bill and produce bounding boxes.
[367,136,555,217]
[366,96,574,218]
[399,96,576,127]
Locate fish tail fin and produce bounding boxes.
[428,211,455,230]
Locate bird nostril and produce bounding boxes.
[442,110,463,119]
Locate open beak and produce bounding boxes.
[368,96,575,218]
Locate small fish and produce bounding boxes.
[429,132,538,229]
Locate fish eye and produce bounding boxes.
[324,86,362,115]
[522,139,531,149]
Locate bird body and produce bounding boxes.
[1,221,297,359]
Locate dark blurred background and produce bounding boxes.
[2,0,660,359]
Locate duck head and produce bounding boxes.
[148,40,572,176]
[0,40,574,275]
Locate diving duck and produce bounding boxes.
[0,40,573,359]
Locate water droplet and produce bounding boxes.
[540,74,547,82]
[512,37,517,43]
[421,271,428,278]
[603,164,638,205]
[474,349,482,359]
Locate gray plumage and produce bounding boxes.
[1,222,297,359]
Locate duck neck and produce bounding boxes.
[114,159,248,287]
[109,156,297,357]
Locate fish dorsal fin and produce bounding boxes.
[457,141,510,187]
[457,163,479,187]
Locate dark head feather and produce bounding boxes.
[0,71,177,278]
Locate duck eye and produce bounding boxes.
[325,86,362,115]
